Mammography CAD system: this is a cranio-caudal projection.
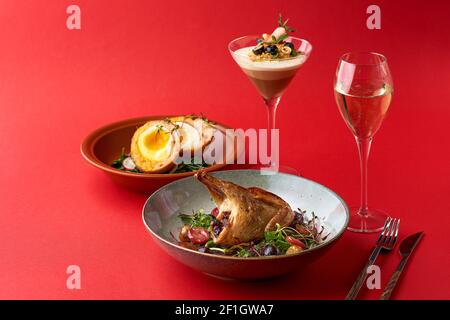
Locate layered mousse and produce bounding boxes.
[231,15,306,100]
[233,48,304,99]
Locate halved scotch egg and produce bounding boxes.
[170,116,218,151]
[130,120,181,173]
[172,120,202,155]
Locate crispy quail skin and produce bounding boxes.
[195,172,294,247]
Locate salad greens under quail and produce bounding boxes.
[177,208,328,257]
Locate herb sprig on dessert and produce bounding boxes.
[249,14,302,61]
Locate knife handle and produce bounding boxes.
[380,257,408,300]
[380,270,401,300]
[345,247,381,300]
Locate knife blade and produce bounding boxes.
[380,231,424,300]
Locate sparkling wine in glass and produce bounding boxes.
[334,52,393,233]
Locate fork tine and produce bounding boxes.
[387,218,397,246]
[382,218,395,246]
[392,219,400,246]
[381,217,391,237]
[389,219,397,237]
[386,218,400,248]
[377,217,391,245]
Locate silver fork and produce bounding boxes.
[345,217,400,300]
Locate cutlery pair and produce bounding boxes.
[379,231,423,300]
[346,218,423,300]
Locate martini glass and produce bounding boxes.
[228,35,312,174]
[334,52,393,233]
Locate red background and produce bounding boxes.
[0,0,449,299]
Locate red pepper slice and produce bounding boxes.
[286,236,306,249]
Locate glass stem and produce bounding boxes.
[356,137,372,216]
[264,97,280,167]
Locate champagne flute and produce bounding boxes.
[334,52,393,233]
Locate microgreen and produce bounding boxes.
[170,157,209,173]
[262,224,292,253]
[199,113,215,125]
[110,148,141,173]
[111,148,208,174]
[178,209,213,229]
[184,113,215,125]
[278,13,295,32]
[155,124,166,133]
[171,123,180,133]
[163,118,182,133]
[177,206,326,257]
[111,147,127,169]
[276,33,289,43]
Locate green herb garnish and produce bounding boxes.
[171,123,180,133]
[111,147,127,169]
[235,246,258,257]
[262,224,292,253]
[155,124,166,134]
[276,33,289,43]
[171,157,209,173]
[183,113,215,126]
[178,209,213,229]
[110,148,141,173]
[111,148,208,174]
[177,207,326,257]
[278,13,295,32]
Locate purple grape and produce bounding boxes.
[262,245,278,256]
[198,247,209,253]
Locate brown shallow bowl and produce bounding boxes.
[81,116,235,193]
[142,169,350,280]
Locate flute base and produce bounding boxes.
[347,207,389,233]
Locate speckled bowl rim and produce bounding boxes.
[142,169,350,261]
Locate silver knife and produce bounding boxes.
[380,232,424,300]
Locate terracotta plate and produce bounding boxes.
[81,116,237,193]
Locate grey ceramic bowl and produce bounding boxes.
[142,169,349,280]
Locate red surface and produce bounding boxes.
[0,0,449,299]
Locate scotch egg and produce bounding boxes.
[173,121,202,155]
[170,116,217,150]
[130,120,181,173]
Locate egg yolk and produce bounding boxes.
[144,130,169,150]
[138,128,172,161]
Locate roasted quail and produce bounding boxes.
[195,171,294,247]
